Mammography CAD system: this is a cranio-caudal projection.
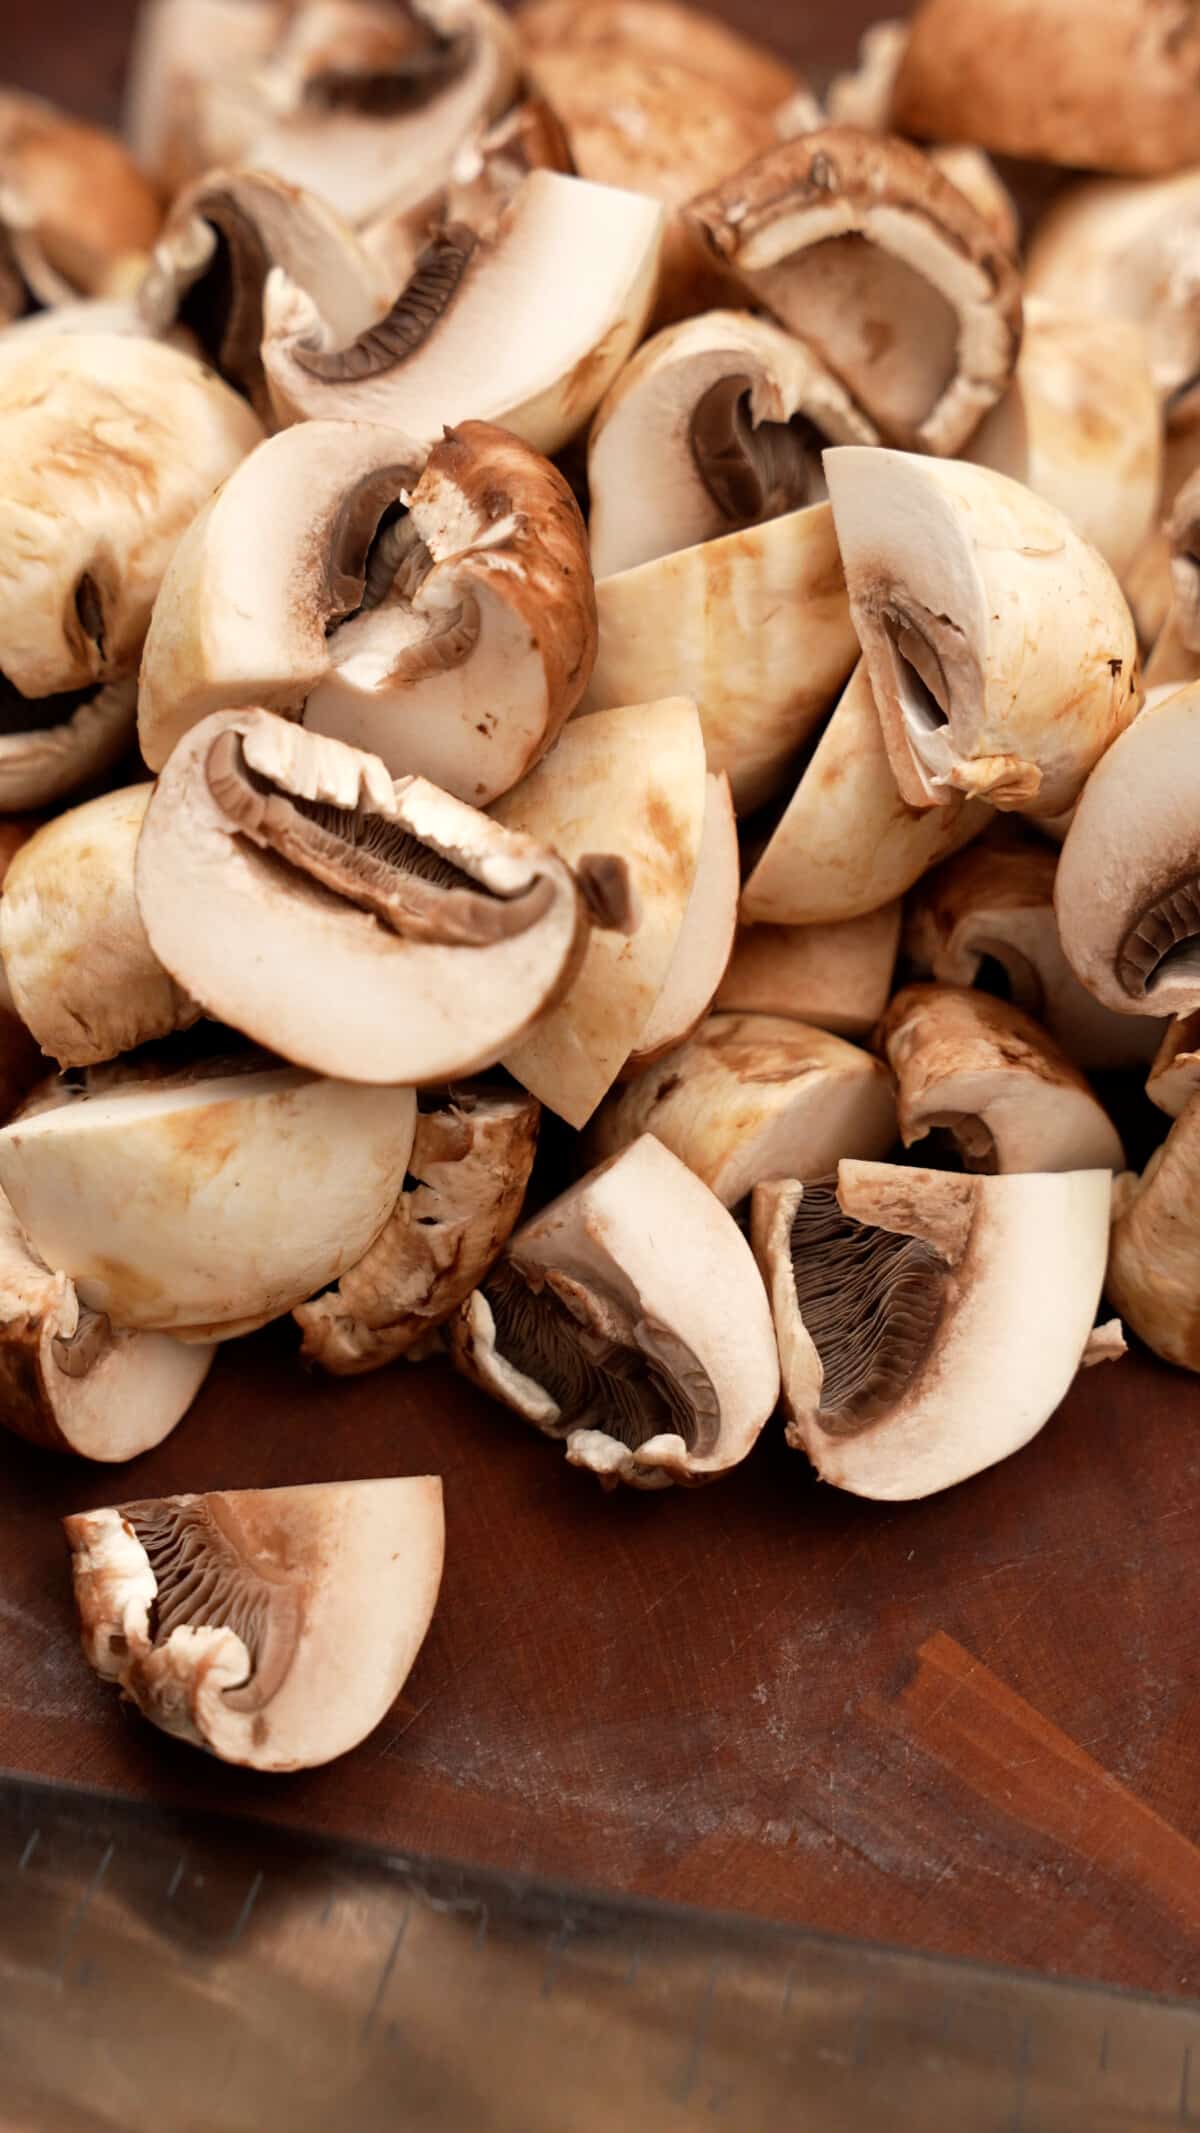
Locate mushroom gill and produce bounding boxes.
[1117,879,1200,1000]
[205,728,555,945]
[295,223,479,382]
[787,1179,947,1437]
[176,195,273,397]
[689,373,827,524]
[122,1493,302,1713]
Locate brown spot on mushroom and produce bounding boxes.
[50,1305,110,1380]
[789,1179,949,1438]
[689,372,828,527]
[295,225,480,383]
[121,1495,304,1713]
[576,852,638,933]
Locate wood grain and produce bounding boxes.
[4,0,1200,2002]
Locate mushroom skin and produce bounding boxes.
[689,129,1023,458]
[451,1133,780,1488]
[717,906,901,1039]
[65,1476,445,1770]
[295,1084,539,1374]
[516,0,800,111]
[752,1160,1114,1501]
[824,447,1142,819]
[0,787,199,1070]
[587,1012,897,1209]
[1107,1092,1200,1373]
[876,984,1125,1175]
[1147,1011,1200,1119]
[0,91,161,318]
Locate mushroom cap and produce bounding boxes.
[1147,1010,1200,1119]
[516,0,800,111]
[136,708,589,1086]
[587,309,874,581]
[0,90,161,300]
[65,1476,444,1769]
[0,786,198,1069]
[0,678,138,817]
[892,0,1200,177]
[0,334,261,700]
[452,1132,780,1485]
[876,983,1125,1173]
[689,128,1023,458]
[966,300,1162,582]
[586,502,857,814]
[124,0,279,188]
[740,662,989,928]
[927,147,1020,258]
[1026,171,1200,406]
[1056,683,1200,1018]
[1107,1090,1200,1372]
[588,1011,897,1207]
[0,1059,417,1336]
[717,905,901,1039]
[625,771,737,1072]
[825,446,1142,819]
[752,1160,1112,1500]
[295,1083,540,1373]
[494,696,707,1126]
[261,171,664,456]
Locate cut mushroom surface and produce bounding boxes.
[1168,469,1200,656]
[752,1160,1112,1500]
[588,1012,897,1208]
[877,984,1125,1174]
[717,906,901,1039]
[0,1054,417,1338]
[295,1084,540,1374]
[136,709,592,1086]
[451,1133,779,1486]
[124,0,279,189]
[624,770,737,1073]
[825,446,1142,818]
[689,128,1023,458]
[1107,1090,1200,1373]
[66,1476,444,1769]
[0,90,161,319]
[261,171,664,455]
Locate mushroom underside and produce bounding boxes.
[1117,877,1200,1000]
[689,372,828,523]
[293,224,479,382]
[121,1493,301,1713]
[789,1180,948,1436]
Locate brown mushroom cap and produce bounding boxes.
[517,0,800,111]
[0,91,161,305]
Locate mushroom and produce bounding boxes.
[516,0,801,112]
[139,417,597,804]
[136,708,597,1086]
[751,1159,1114,1500]
[259,171,664,454]
[876,984,1125,1174]
[688,129,1023,457]
[587,1012,897,1208]
[824,446,1142,818]
[124,0,279,191]
[1107,1091,1200,1374]
[295,1083,539,1373]
[1146,1012,1200,1118]
[1026,171,1200,411]
[0,91,161,323]
[1143,611,1200,699]
[0,787,199,1070]
[740,663,990,928]
[890,0,1200,177]
[1056,682,1200,1020]
[0,295,200,351]
[623,771,737,1074]
[0,680,138,819]
[492,696,705,1127]
[0,1185,213,1460]
[587,310,874,580]
[717,905,901,1039]
[1168,467,1200,655]
[450,1132,779,1487]
[907,822,1167,1070]
[65,1475,444,1769]
[136,169,387,422]
[0,1049,418,1339]
[965,301,1162,583]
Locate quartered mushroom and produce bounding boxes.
[0,1185,212,1460]
[296,1083,539,1374]
[752,1159,1114,1500]
[0,1051,418,1340]
[587,310,873,580]
[0,786,198,1070]
[587,1012,897,1208]
[136,709,596,1085]
[139,417,597,804]
[907,823,1166,1070]
[0,90,161,325]
[124,0,279,190]
[493,696,705,1127]
[877,984,1125,1174]
[260,171,664,454]
[1107,1091,1200,1374]
[1147,1012,1200,1118]
[824,446,1142,818]
[688,128,1023,457]
[740,662,989,928]
[450,1132,779,1487]
[890,0,1200,176]
[965,301,1162,582]
[624,771,737,1075]
[717,906,901,1040]
[65,1476,444,1769]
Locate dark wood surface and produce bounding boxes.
[6,0,1200,2002]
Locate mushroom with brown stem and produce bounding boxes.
[136,709,603,1087]
[824,446,1142,818]
[139,418,597,804]
[65,1476,444,1769]
[451,1133,779,1487]
[623,772,737,1075]
[752,1159,1116,1500]
[717,905,901,1040]
[295,1083,539,1374]
[587,1012,897,1208]
[0,1049,418,1342]
[688,129,1023,458]
[0,90,161,325]
[1107,1091,1200,1374]
[876,985,1125,1174]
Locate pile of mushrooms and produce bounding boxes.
[0,0,1192,1771]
